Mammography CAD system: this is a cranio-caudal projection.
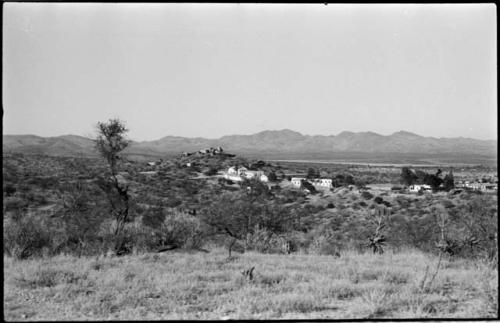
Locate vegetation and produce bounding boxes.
[3,151,497,261]
[95,119,132,254]
[2,120,498,319]
[4,248,497,320]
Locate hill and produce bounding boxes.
[3,130,497,163]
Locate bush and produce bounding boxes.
[361,191,374,200]
[308,234,341,256]
[3,197,28,213]
[156,211,206,250]
[4,183,16,196]
[204,167,218,176]
[3,215,52,259]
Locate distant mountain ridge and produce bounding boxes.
[3,130,497,158]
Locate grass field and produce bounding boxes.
[4,248,497,320]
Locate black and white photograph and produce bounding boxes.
[3,2,498,320]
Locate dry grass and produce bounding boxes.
[4,248,497,320]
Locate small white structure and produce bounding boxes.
[224,166,243,182]
[259,174,269,182]
[291,177,305,188]
[292,177,332,189]
[409,184,431,192]
[311,178,333,189]
[224,167,268,183]
[237,167,248,177]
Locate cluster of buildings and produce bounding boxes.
[182,147,234,157]
[224,166,269,182]
[408,184,432,192]
[291,177,333,190]
[408,182,498,193]
[146,159,163,167]
[455,181,498,192]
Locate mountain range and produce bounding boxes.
[3,130,497,161]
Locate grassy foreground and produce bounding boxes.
[4,248,497,320]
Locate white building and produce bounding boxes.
[224,166,243,182]
[224,167,268,182]
[409,184,431,192]
[292,177,332,189]
[311,178,333,189]
[291,177,305,188]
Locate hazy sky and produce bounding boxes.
[3,3,497,141]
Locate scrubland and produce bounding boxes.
[4,247,497,320]
[3,153,498,320]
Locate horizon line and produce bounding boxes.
[3,129,497,142]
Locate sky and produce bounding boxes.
[3,3,497,141]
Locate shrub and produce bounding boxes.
[204,167,218,176]
[3,197,28,213]
[4,183,16,196]
[3,215,52,259]
[361,191,374,200]
[308,234,341,256]
[157,211,206,250]
[382,201,392,207]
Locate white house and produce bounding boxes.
[224,166,242,182]
[258,173,269,182]
[244,170,269,182]
[312,178,333,189]
[224,167,268,182]
[291,177,306,188]
[292,177,332,189]
[409,184,431,192]
[237,167,248,176]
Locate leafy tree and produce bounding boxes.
[306,167,319,179]
[201,192,254,256]
[443,171,455,191]
[415,170,429,184]
[242,178,273,202]
[267,171,278,182]
[96,119,130,176]
[95,118,131,254]
[427,174,444,191]
[201,183,289,256]
[400,167,418,186]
